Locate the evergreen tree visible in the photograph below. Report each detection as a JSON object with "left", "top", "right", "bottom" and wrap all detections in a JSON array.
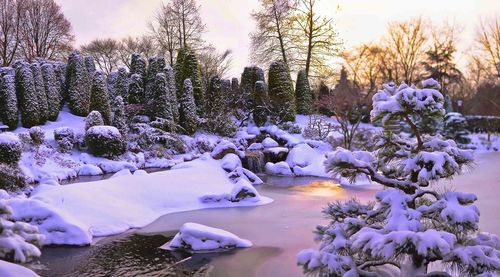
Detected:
[
  {"left": 443, "top": 112, "right": 471, "bottom": 145},
  {"left": 298, "top": 79, "right": 500, "bottom": 276},
  {"left": 90, "top": 71, "right": 112, "bottom": 124},
  {"left": 53, "top": 62, "right": 66, "bottom": 106},
  {"left": 253, "top": 81, "right": 269, "bottom": 127},
  {"left": 30, "top": 62, "right": 48, "bottom": 124},
  {"left": 152, "top": 72, "right": 174, "bottom": 121},
  {"left": 145, "top": 56, "right": 166, "bottom": 103},
  {"left": 15, "top": 62, "right": 40, "bottom": 128},
  {"left": 41, "top": 63, "right": 62, "bottom": 121},
  {"left": 295, "top": 69, "right": 312, "bottom": 115},
  {"left": 85, "top": 110, "right": 104, "bottom": 131},
  {"left": 240, "top": 66, "right": 265, "bottom": 113},
  {"left": 114, "top": 67, "right": 129, "bottom": 101},
  {"left": 130, "top": 53, "right": 146, "bottom": 84},
  {"left": 175, "top": 48, "right": 203, "bottom": 116},
  {"left": 174, "top": 48, "right": 187, "bottom": 97},
  {"left": 229, "top": 77, "right": 240, "bottom": 111},
  {"left": 107, "top": 71, "right": 118, "bottom": 101},
  {"left": 164, "top": 65, "right": 179, "bottom": 123},
  {"left": 128, "top": 73, "right": 144, "bottom": 104},
  {"left": 202, "top": 76, "right": 236, "bottom": 136},
  {"left": 0, "top": 72, "right": 18, "bottom": 130},
  {"left": 268, "top": 60, "right": 295, "bottom": 122},
  {"left": 112, "top": 96, "right": 129, "bottom": 139},
  {"left": 179, "top": 79, "right": 198, "bottom": 135},
  {"left": 66, "top": 51, "right": 91, "bottom": 116},
  {"left": 84, "top": 56, "right": 96, "bottom": 73}
]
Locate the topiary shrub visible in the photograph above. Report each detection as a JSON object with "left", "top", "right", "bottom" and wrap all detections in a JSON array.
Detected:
[
  {"left": 28, "top": 126, "right": 45, "bottom": 145},
  {"left": 85, "top": 110, "right": 104, "bottom": 131},
  {"left": 0, "top": 164, "right": 27, "bottom": 190},
  {"left": 54, "top": 127, "right": 76, "bottom": 152},
  {"left": 85, "top": 125, "right": 125, "bottom": 157},
  {"left": 0, "top": 132, "right": 22, "bottom": 164}
]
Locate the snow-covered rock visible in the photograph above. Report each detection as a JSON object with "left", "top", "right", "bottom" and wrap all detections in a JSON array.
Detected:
[
  {"left": 286, "top": 143, "right": 314, "bottom": 168},
  {"left": 262, "top": 137, "right": 279, "bottom": 148},
  {"left": 110, "top": 168, "right": 132, "bottom": 178},
  {"left": 133, "top": 170, "right": 148, "bottom": 176},
  {"left": 247, "top": 126, "right": 260, "bottom": 135},
  {"left": 0, "top": 260, "right": 39, "bottom": 277},
  {"left": 247, "top": 143, "right": 264, "bottom": 151},
  {"left": 166, "top": 222, "right": 252, "bottom": 252},
  {"left": 78, "top": 164, "right": 102, "bottom": 176},
  {"left": 265, "top": 161, "right": 293, "bottom": 176},
  {"left": 227, "top": 167, "right": 264, "bottom": 186},
  {"left": 211, "top": 140, "right": 243, "bottom": 159},
  {"left": 220, "top": 153, "right": 242, "bottom": 172}
]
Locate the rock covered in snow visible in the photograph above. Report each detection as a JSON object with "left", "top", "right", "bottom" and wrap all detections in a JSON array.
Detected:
[
  {"left": 78, "top": 164, "right": 103, "bottom": 176},
  {"left": 166, "top": 222, "right": 252, "bottom": 252},
  {"left": 247, "top": 126, "right": 260, "bottom": 135},
  {"left": 0, "top": 260, "right": 39, "bottom": 277},
  {"left": 261, "top": 137, "right": 279, "bottom": 148},
  {"left": 211, "top": 140, "right": 243, "bottom": 160},
  {"left": 247, "top": 143, "right": 264, "bottom": 151},
  {"left": 200, "top": 179, "right": 262, "bottom": 203},
  {"left": 227, "top": 167, "right": 263, "bottom": 186},
  {"left": 110, "top": 168, "right": 132, "bottom": 178},
  {"left": 220, "top": 153, "right": 242, "bottom": 172},
  {"left": 265, "top": 161, "right": 293, "bottom": 176}
]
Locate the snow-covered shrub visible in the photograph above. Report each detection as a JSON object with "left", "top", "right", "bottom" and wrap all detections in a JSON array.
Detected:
[
  {"left": 0, "top": 164, "right": 26, "bottom": 190},
  {"left": 175, "top": 48, "right": 203, "bottom": 116},
  {"left": 84, "top": 110, "right": 104, "bottom": 131},
  {"left": 0, "top": 73, "right": 18, "bottom": 130},
  {"left": 85, "top": 126, "right": 125, "bottom": 157},
  {"left": 279, "top": 121, "right": 302, "bottom": 134},
  {"left": 191, "top": 135, "right": 216, "bottom": 154},
  {"left": 30, "top": 62, "right": 48, "bottom": 124},
  {"left": 268, "top": 60, "right": 295, "bottom": 123},
  {"left": 0, "top": 197, "right": 43, "bottom": 263},
  {"left": 204, "top": 76, "right": 237, "bottom": 136},
  {"left": 253, "top": 80, "right": 269, "bottom": 127},
  {"left": 66, "top": 51, "right": 91, "bottom": 116},
  {"left": 145, "top": 56, "right": 166, "bottom": 102},
  {"left": 112, "top": 96, "right": 129, "bottom": 138},
  {"left": 149, "top": 117, "right": 176, "bottom": 133},
  {"left": 129, "top": 123, "right": 185, "bottom": 154},
  {"left": 54, "top": 127, "right": 75, "bottom": 152},
  {"left": 128, "top": 73, "right": 144, "bottom": 104},
  {"left": 41, "top": 63, "right": 61, "bottom": 121},
  {"left": 298, "top": 79, "right": 500, "bottom": 276},
  {"left": 240, "top": 66, "right": 265, "bottom": 119},
  {"left": 28, "top": 126, "right": 44, "bottom": 145},
  {"left": 295, "top": 69, "right": 312, "bottom": 115},
  {"left": 90, "top": 71, "right": 112, "bottom": 124},
  {"left": 179, "top": 79, "right": 199, "bottom": 135},
  {"left": 130, "top": 53, "right": 146, "bottom": 83},
  {"left": 302, "top": 115, "right": 334, "bottom": 141},
  {"left": 327, "top": 127, "right": 379, "bottom": 152},
  {"left": 0, "top": 133, "right": 22, "bottom": 164},
  {"left": 15, "top": 62, "right": 40, "bottom": 128},
  {"left": 114, "top": 67, "right": 129, "bottom": 101},
  {"left": 442, "top": 112, "right": 470, "bottom": 145},
  {"left": 152, "top": 72, "right": 175, "bottom": 122}
]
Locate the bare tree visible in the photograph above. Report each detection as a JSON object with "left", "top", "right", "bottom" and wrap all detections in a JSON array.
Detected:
[
  {"left": 170, "top": 0, "right": 206, "bottom": 49},
  {"left": 81, "top": 38, "right": 121, "bottom": 75},
  {"left": 198, "top": 44, "right": 233, "bottom": 92},
  {"left": 149, "top": 3, "right": 179, "bottom": 65},
  {"left": 17, "top": 0, "right": 74, "bottom": 61},
  {"left": 475, "top": 17, "right": 500, "bottom": 79},
  {"left": 0, "top": 0, "right": 21, "bottom": 66},
  {"left": 291, "top": 0, "right": 342, "bottom": 79},
  {"left": 385, "top": 17, "right": 427, "bottom": 84},
  {"left": 250, "top": 0, "right": 297, "bottom": 69},
  {"left": 118, "top": 36, "right": 158, "bottom": 69}
]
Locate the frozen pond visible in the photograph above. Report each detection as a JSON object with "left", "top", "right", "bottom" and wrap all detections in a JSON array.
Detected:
[{"left": 30, "top": 152, "right": 500, "bottom": 276}]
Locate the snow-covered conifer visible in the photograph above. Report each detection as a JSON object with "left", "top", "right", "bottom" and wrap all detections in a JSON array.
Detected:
[
  {"left": 107, "top": 71, "right": 117, "bottom": 101},
  {"left": 203, "top": 76, "right": 236, "bottom": 136},
  {"left": 443, "top": 112, "right": 471, "bottom": 145},
  {"left": 145, "top": 56, "right": 166, "bottom": 103},
  {"left": 268, "top": 60, "right": 295, "bottom": 123},
  {"left": 114, "top": 67, "right": 129, "bottom": 101},
  {"left": 130, "top": 53, "right": 146, "bottom": 82},
  {"left": 152, "top": 72, "right": 174, "bottom": 122},
  {"left": 112, "top": 96, "right": 129, "bottom": 139},
  {"left": 15, "top": 62, "right": 40, "bottom": 128},
  {"left": 295, "top": 69, "right": 312, "bottom": 115},
  {"left": 53, "top": 62, "right": 66, "bottom": 105},
  {"left": 0, "top": 72, "right": 18, "bottom": 130},
  {"left": 240, "top": 66, "right": 265, "bottom": 113},
  {"left": 85, "top": 111, "right": 104, "bottom": 131},
  {"left": 179, "top": 79, "right": 198, "bottom": 135},
  {"left": 85, "top": 125, "right": 125, "bottom": 157},
  {"left": 128, "top": 73, "right": 144, "bottom": 104},
  {"left": 253, "top": 81, "right": 268, "bottom": 127},
  {"left": 175, "top": 48, "right": 203, "bottom": 116},
  {"left": 90, "top": 71, "right": 112, "bottom": 124},
  {"left": 298, "top": 79, "right": 500, "bottom": 276},
  {"left": 30, "top": 62, "right": 48, "bottom": 124},
  {"left": 164, "top": 65, "right": 179, "bottom": 122},
  {"left": 41, "top": 63, "right": 61, "bottom": 121},
  {"left": 66, "top": 51, "right": 91, "bottom": 116},
  {"left": 84, "top": 56, "right": 96, "bottom": 73},
  {"left": 0, "top": 132, "right": 22, "bottom": 164}
]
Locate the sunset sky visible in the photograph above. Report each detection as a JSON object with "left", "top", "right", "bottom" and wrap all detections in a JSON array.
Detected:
[{"left": 55, "top": 0, "right": 500, "bottom": 76}]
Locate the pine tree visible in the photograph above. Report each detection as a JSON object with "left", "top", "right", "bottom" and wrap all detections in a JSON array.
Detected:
[
  {"left": 240, "top": 66, "right": 265, "bottom": 113},
  {"left": 152, "top": 72, "right": 174, "bottom": 121},
  {"left": 85, "top": 110, "right": 104, "bottom": 131},
  {"left": 145, "top": 56, "right": 166, "bottom": 103},
  {"left": 253, "top": 81, "right": 269, "bottom": 127},
  {"left": 107, "top": 71, "right": 118, "bottom": 101},
  {"left": 0, "top": 72, "right": 18, "bottom": 130},
  {"left": 298, "top": 79, "right": 500, "bottom": 276},
  {"left": 84, "top": 56, "right": 96, "bottom": 73},
  {"left": 112, "top": 96, "right": 129, "bottom": 139},
  {"left": 295, "top": 69, "right": 312, "bottom": 115},
  {"left": 175, "top": 48, "right": 203, "bottom": 116},
  {"left": 41, "top": 63, "right": 62, "bottom": 121},
  {"left": 268, "top": 60, "right": 295, "bottom": 122},
  {"left": 90, "top": 71, "right": 112, "bottom": 124},
  {"left": 203, "top": 77, "right": 237, "bottom": 136},
  {"left": 53, "top": 62, "right": 66, "bottom": 106},
  {"left": 114, "top": 67, "right": 129, "bottom": 101},
  {"left": 164, "top": 65, "right": 179, "bottom": 123},
  {"left": 130, "top": 53, "right": 146, "bottom": 84},
  {"left": 443, "top": 112, "right": 471, "bottom": 145},
  {"left": 15, "top": 62, "right": 40, "bottom": 128},
  {"left": 30, "top": 62, "right": 48, "bottom": 124},
  {"left": 66, "top": 51, "right": 91, "bottom": 116},
  {"left": 128, "top": 73, "right": 144, "bottom": 104},
  {"left": 179, "top": 79, "right": 198, "bottom": 135}
]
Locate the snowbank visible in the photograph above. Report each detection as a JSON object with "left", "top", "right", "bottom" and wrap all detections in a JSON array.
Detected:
[{"left": 0, "top": 260, "right": 39, "bottom": 277}]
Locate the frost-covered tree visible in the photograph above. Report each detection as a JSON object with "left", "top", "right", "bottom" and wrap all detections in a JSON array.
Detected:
[
  {"left": 85, "top": 110, "right": 104, "bottom": 131},
  {"left": 112, "top": 96, "right": 128, "bottom": 139},
  {"left": 66, "top": 51, "right": 91, "bottom": 116},
  {"left": 84, "top": 56, "right": 96, "bottom": 73},
  {"left": 152, "top": 72, "right": 174, "bottom": 122},
  {"left": 41, "top": 63, "right": 61, "bottom": 121},
  {"left": 53, "top": 61, "right": 66, "bottom": 105},
  {"left": 179, "top": 79, "right": 198, "bottom": 135},
  {"left": 128, "top": 73, "right": 144, "bottom": 104},
  {"left": 268, "top": 60, "right": 295, "bottom": 122},
  {"left": 253, "top": 81, "right": 269, "bottom": 127},
  {"left": 114, "top": 67, "right": 129, "bottom": 101},
  {"left": 175, "top": 48, "right": 203, "bottom": 116},
  {"left": 0, "top": 72, "right": 18, "bottom": 129},
  {"left": 145, "top": 56, "right": 166, "bottom": 103},
  {"left": 204, "top": 76, "right": 236, "bottom": 136},
  {"left": 15, "top": 62, "right": 40, "bottom": 127},
  {"left": 107, "top": 71, "right": 117, "bottom": 101},
  {"left": 30, "top": 62, "right": 48, "bottom": 124},
  {"left": 295, "top": 69, "right": 312, "bottom": 115},
  {"left": 130, "top": 53, "right": 147, "bottom": 80},
  {"left": 298, "top": 79, "right": 500, "bottom": 276},
  {"left": 442, "top": 112, "right": 471, "bottom": 145},
  {"left": 90, "top": 71, "right": 112, "bottom": 124},
  {"left": 164, "top": 65, "right": 179, "bottom": 122},
  {"left": 240, "top": 66, "right": 265, "bottom": 113}
]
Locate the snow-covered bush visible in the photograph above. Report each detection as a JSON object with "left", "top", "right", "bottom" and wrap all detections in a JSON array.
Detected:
[
  {"left": 253, "top": 80, "right": 269, "bottom": 127},
  {"left": 298, "top": 79, "right": 500, "bottom": 276},
  {"left": 15, "top": 62, "right": 40, "bottom": 128},
  {"left": 41, "top": 63, "right": 61, "bottom": 121},
  {"left": 303, "top": 115, "right": 334, "bottom": 141},
  {"left": 442, "top": 112, "right": 471, "bottom": 145},
  {"left": 0, "top": 73, "right": 18, "bottom": 130},
  {"left": 175, "top": 48, "right": 203, "bottom": 116},
  {"left": 268, "top": 60, "right": 295, "bottom": 123},
  {"left": 112, "top": 96, "right": 129, "bottom": 138},
  {"left": 152, "top": 72, "right": 175, "bottom": 123},
  {"left": 129, "top": 123, "right": 185, "bottom": 154},
  {"left": 90, "top": 71, "right": 112, "bottom": 124},
  {"left": 85, "top": 126, "right": 125, "bottom": 157},
  {"left": 179, "top": 79, "right": 199, "bottom": 135},
  {"left": 28, "top": 126, "right": 44, "bottom": 145},
  {"left": 204, "top": 76, "right": 237, "bottom": 136},
  {"left": 66, "top": 51, "right": 91, "bottom": 116},
  {"left": 295, "top": 69, "right": 312, "bottom": 115},
  {"left": 0, "top": 133, "right": 22, "bottom": 164},
  {"left": 240, "top": 66, "right": 265, "bottom": 119},
  {"left": 0, "top": 164, "right": 26, "bottom": 190},
  {"left": 30, "top": 62, "right": 48, "bottom": 124},
  {"left": 54, "top": 127, "right": 75, "bottom": 152},
  {"left": 114, "top": 67, "right": 129, "bottom": 101},
  {"left": 0, "top": 197, "right": 43, "bottom": 263},
  {"left": 279, "top": 121, "right": 302, "bottom": 134},
  {"left": 85, "top": 110, "right": 104, "bottom": 131}
]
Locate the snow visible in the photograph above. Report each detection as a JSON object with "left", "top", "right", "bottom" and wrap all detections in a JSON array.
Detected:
[
  {"left": 9, "top": 155, "right": 272, "bottom": 244},
  {"left": 86, "top": 125, "right": 121, "bottom": 138},
  {"left": 265, "top": 161, "right": 293, "bottom": 176},
  {"left": 78, "top": 164, "right": 103, "bottom": 176},
  {"left": 220, "top": 153, "right": 242, "bottom": 172},
  {"left": 166, "top": 222, "right": 252, "bottom": 252},
  {"left": 247, "top": 142, "right": 264, "bottom": 151},
  {"left": 0, "top": 260, "right": 39, "bottom": 277},
  {"left": 211, "top": 139, "right": 243, "bottom": 159},
  {"left": 0, "top": 132, "right": 20, "bottom": 144},
  {"left": 262, "top": 137, "right": 279, "bottom": 148}
]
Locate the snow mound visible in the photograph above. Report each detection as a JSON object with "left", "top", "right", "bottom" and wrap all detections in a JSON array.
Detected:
[
  {"left": 211, "top": 140, "right": 243, "bottom": 159},
  {"left": 200, "top": 179, "right": 262, "bottom": 203},
  {"left": 247, "top": 143, "right": 264, "bottom": 151},
  {"left": 227, "top": 167, "right": 264, "bottom": 185},
  {"left": 220, "top": 153, "right": 242, "bottom": 172},
  {"left": 78, "top": 164, "right": 102, "bottom": 176},
  {"left": 86, "top": 125, "right": 121, "bottom": 138},
  {"left": 265, "top": 161, "right": 293, "bottom": 176},
  {"left": 167, "top": 222, "right": 252, "bottom": 252},
  {"left": 262, "top": 137, "right": 279, "bottom": 148},
  {"left": 0, "top": 260, "right": 39, "bottom": 277},
  {"left": 0, "top": 132, "right": 20, "bottom": 144}
]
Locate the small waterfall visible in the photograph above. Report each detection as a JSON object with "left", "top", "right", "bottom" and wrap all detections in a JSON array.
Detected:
[{"left": 242, "top": 151, "right": 266, "bottom": 174}]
